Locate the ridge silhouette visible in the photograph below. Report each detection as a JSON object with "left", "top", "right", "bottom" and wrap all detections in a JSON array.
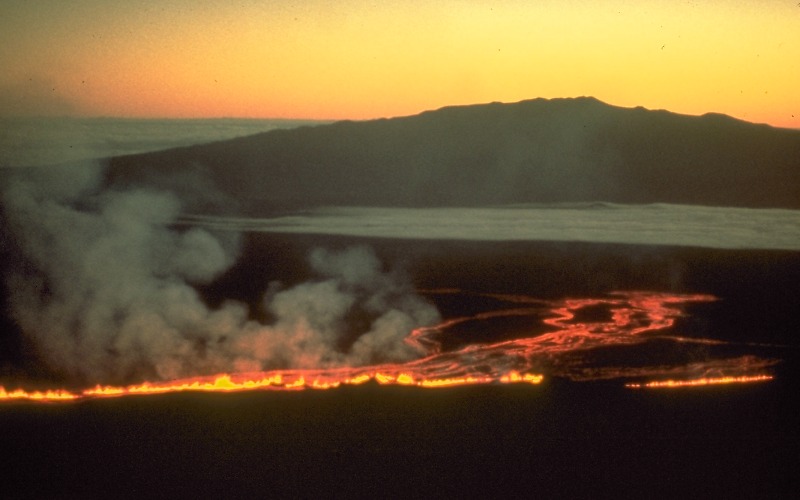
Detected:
[{"left": 106, "top": 97, "right": 800, "bottom": 214}]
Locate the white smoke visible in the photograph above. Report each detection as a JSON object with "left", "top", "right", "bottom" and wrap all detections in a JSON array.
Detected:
[{"left": 1, "top": 162, "right": 439, "bottom": 384}]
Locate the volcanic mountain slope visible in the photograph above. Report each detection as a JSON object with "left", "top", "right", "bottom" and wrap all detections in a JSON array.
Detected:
[{"left": 106, "top": 97, "right": 800, "bottom": 214}]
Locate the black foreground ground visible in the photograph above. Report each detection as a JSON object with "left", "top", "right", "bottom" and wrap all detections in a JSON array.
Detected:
[{"left": 2, "top": 234, "right": 799, "bottom": 498}]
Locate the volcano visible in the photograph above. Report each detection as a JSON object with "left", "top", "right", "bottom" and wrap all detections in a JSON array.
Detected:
[{"left": 105, "top": 97, "right": 800, "bottom": 214}]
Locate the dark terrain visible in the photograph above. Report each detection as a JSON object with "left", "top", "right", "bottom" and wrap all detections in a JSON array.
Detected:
[{"left": 2, "top": 234, "right": 799, "bottom": 498}]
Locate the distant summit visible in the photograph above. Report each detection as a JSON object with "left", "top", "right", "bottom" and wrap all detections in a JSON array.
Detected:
[{"left": 107, "top": 97, "right": 800, "bottom": 213}]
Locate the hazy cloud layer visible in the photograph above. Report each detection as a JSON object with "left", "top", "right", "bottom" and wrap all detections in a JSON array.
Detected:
[
  {"left": 181, "top": 204, "right": 800, "bottom": 251},
  {"left": 1, "top": 163, "right": 438, "bottom": 384},
  {"left": 0, "top": 117, "right": 326, "bottom": 167}
]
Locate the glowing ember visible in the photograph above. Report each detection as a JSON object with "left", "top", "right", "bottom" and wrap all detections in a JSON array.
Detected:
[
  {"left": 0, "top": 290, "right": 777, "bottom": 403},
  {"left": 625, "top": 375, "right": 774, "bottom": 389}
]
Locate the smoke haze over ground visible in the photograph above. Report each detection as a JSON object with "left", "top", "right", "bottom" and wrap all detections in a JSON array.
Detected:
[{"left": 0, "top": 162, "right": 438, "bottom": 384}]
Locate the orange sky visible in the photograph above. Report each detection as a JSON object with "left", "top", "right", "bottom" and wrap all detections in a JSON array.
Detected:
[{"left": 1, "top": 1, "right": 798, "bottom": 127}]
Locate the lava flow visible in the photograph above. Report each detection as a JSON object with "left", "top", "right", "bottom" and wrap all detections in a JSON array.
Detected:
[
  {"left": 0, "top": 291, "right": 778, "bottom": 402},
  {"left": 625, "top": 375, "right": 774, "bottom": 389}
]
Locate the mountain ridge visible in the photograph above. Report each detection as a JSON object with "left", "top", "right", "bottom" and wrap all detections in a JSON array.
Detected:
[{"left": 106, "top": 97, "right": 800, "bottom": 213}]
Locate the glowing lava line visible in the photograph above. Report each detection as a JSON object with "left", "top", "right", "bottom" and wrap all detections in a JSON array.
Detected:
[
  {"left": 0, "top": 291, "right": 777, "bottom": 402},
  {"left": 626, "top": 375, "right": 774, "bottom": 389},
  {"left": 0, "top": 370, "right": 542, "bottom": 402},
  {"left": 0, "top": 387, "right": 79, "bottom": 402}
]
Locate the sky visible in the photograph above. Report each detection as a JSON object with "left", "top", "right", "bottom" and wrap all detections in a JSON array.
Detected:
[{"left": 0, "top": 1, "right": 798, "bottom": 127}]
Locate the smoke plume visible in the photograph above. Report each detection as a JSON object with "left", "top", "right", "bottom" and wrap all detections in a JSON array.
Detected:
[{"left": 1, "top": 162, "right": 439, "bottom": 384}]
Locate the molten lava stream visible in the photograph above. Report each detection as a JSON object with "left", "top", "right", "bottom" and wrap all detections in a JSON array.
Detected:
[
  {"left": 0, "top": 290, "right": 777, "bottom": 402},
  {"left": 625, "top": 375, "right": 774, "bottom": 389}
]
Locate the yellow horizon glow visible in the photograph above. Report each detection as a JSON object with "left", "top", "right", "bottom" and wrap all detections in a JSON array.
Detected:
[{"left": 0, "top": 1, "right": 797, "bottom": 127}]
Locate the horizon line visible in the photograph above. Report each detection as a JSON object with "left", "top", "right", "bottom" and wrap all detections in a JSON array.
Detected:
[{"left": 1, "top": 96, "right": 797, "bottom": 131}]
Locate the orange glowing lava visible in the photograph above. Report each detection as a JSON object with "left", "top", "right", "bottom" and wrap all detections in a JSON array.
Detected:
[
  {"left": 0, "top": 291, "right": 777, "bottom": 403},
  {"left": 625, "top": 374, "right": 774, "bottom": 389},
  {"left": 0, "top": 387, "right": 79, "bottom": 402}
]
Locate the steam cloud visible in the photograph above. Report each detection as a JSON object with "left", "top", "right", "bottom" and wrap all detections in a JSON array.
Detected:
[{"left": 1, "top": 162, "right": 439, "bottom": 384}]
